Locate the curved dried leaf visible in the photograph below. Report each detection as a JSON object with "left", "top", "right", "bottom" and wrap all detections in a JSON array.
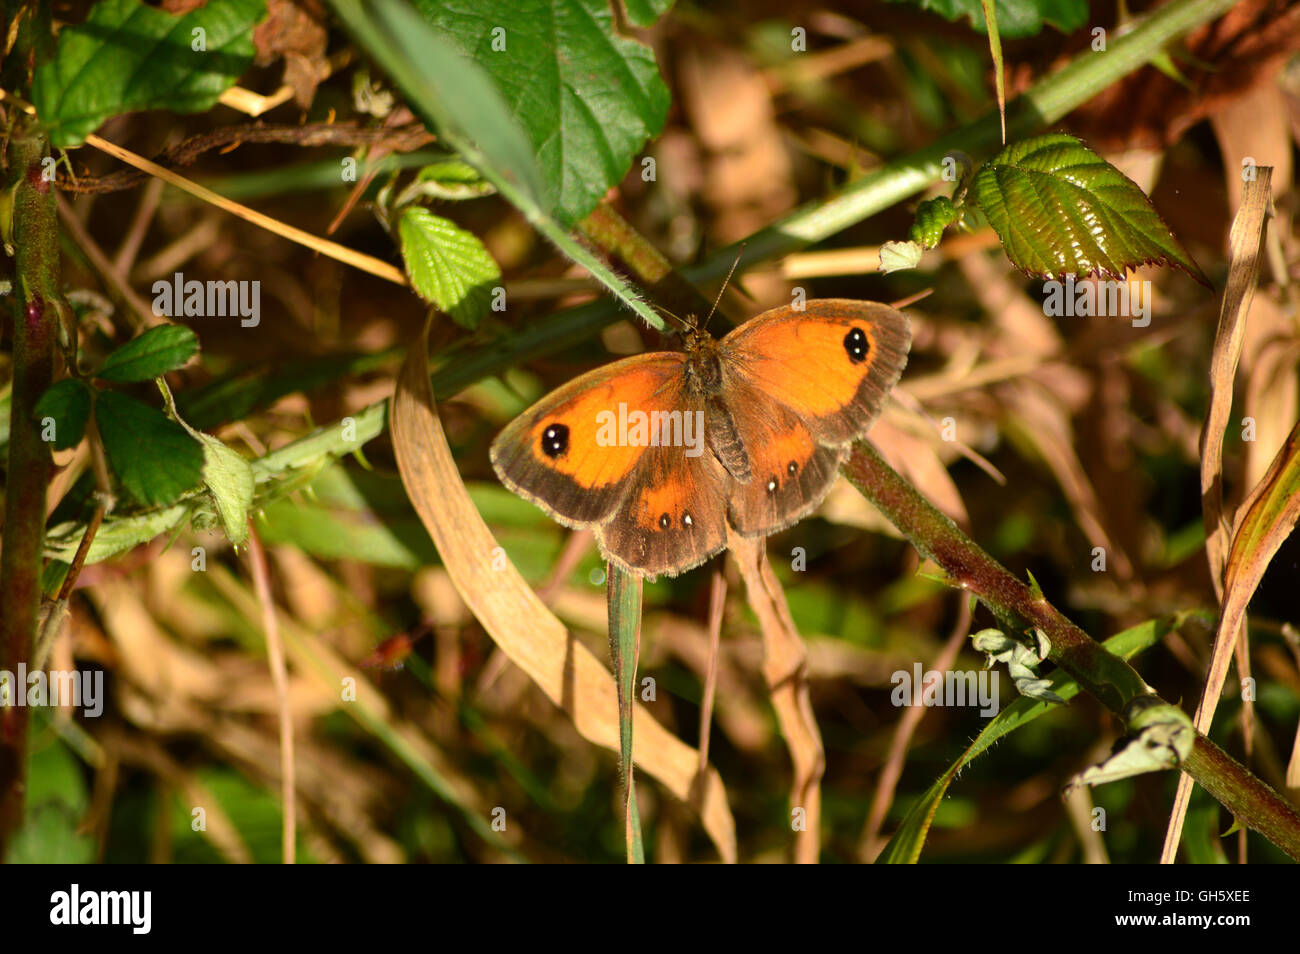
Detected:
[{"left": 390, "top": 321, "right": 737, "bottom": 862}]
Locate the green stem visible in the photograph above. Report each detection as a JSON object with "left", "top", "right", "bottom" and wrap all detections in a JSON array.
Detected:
[
  {"left": 0, "top": 117, "right": 60, "bottom": 857},
  {"left": 607, "top": 565, "right": 645, "bottom": 864},
  {"left": 844, "top": 443, "right": 1300, "bottom": 859}
]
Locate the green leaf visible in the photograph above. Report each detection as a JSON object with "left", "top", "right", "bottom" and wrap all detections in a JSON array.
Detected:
[
  {"left": 332, "top": 0, "right": 544, "bottom": 208},
  {"left": 97, "top": 324, "right": 199, "bottom": 383},
  {"left": 413, "top": 0, "right": 672, "bottom": 224},
  {"left": 154, "top": 377, "right": 254, "bottom": 545},
  {"left": 398, "top": 208, "right": 501, "bottom": 329},
  {"left": 410, "top": 160, "right": 495, "bottom": 200},
  {"left": 331, "top": 0, "right": 667, "bottom": 331},
  {"left": 1063, "top": 696, "right": 1193, "bottom": 790},
  {"left": 887, "top": 0, "right": 1088, "bottom": 38},
  {"left": 5, "top": 733, "right": 94, "bottom": 864},
  {"left": 94, "top": 390, "right": 204, "bottom": 506},
  {"left": 32, "top": 0, "right": 267, "bottom": 149},
  {"left": 33, "top": 378, "right": 91, "bottom": 450},
  {"left": 46, "top": 504, "right": 189, "bottom": 564},
  {"left": 969, "top": 133, "right": 1210, "bottom": 285},
  {"left": 622, "top": 0, "right": 675, "bottom": 28},
  {"left": 194, "top": 435, "right": 255, "bottom": 545}
]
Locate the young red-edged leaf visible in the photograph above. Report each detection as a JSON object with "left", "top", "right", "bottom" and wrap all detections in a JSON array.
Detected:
[{"left": 970, "top": 133, "right": 1210, "bottom": 286}]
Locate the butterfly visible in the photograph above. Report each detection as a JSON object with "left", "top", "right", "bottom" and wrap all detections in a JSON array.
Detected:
[{"left": 490, "top": 299, "right": 910, "bottom": 579}]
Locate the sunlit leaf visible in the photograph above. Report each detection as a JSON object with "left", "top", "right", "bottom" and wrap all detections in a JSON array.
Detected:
[
  {"left": 970, "top": 133, "right": 1210, "bottom": 285},
  {"left": 398, "top": 208, "right": 501, "bottom": 329}
]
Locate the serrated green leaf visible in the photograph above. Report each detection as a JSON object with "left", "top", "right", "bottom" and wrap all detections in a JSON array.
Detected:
[
  {"left": 98, "top": 324, "right": 199, "bottom": 382},
  {"left": 970, "top": 133, "right": 1210, "bottom": 285},
  {"left": 332, "top": 0, "right": 666, "bottom": 331},
  {"left": 46, "top": 505, "right": 189, "bottom": 564},
  {"left": 887, "top": 0, "right": 1088, "bottom": 38},
  {"left": 154, "top": 377, "right": 254, "bottom": 545},
  {"left": 398, "top": 208, "right": 501, "bottom": 329},
  {"left": 94, "top": 390, "right": 204, "bottom": 506},
  {"left": 413, "top": 0, "right": 671, "bottom": 225},
  {"left": 196, "top": 434, "right": 255, "bottom": 545},
  {"left": 32, "top": 0, "right": 266, "bottom": 149},
  {"left": 33, "top": 379, "right": 91, "bottom": 450}
]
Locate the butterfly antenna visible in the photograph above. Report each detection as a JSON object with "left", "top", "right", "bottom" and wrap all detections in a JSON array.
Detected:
[
  {"left": 702, "top": 244, "right": 745, "bottom": 333},
  {"left": 657, "top": 304, "right": 693, "bottom": 333}
]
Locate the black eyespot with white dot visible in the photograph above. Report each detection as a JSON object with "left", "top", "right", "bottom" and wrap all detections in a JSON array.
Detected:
[
  {"left": 766, "top": 477, "right": 779, "bottom": 494},
  {"left": 786, "top": 461, "right": 799, "bottom": 477},
  {"left": 658, "top": 513, "right": 671, "bottom": 529},
  {"left": 844, "top": 327, "right": 869, "bottom": 364},
  {"left": 681, "top": 513, "right": 693, "bottom": 529},
  {"left": 541, "top": 423, "right": 570, "bottom": 458}
]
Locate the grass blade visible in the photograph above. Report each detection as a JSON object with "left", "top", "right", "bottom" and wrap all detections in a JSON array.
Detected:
[{"left": 607, "top": 565, "right": 645, "bottom": 864}]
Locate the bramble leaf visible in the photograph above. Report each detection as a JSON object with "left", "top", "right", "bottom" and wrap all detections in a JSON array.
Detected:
[
  {"left": 94, "top": 390, "right": 204, "bottom": 506},
  {"left": 970, "top": 133, "right": 1210, "bottom": 285},
  {"left": 98, "top": 325, "right": 199, "bottom": 383},
  {"left": 33, "top": 379, "right": 91, "bottom": 451},
  {"left": 413, "top": 0, "right": 671, "bottom": 224},
  {"left": 33, "top": 0, "right": 266, "bottom": 149},
  {"left": 398, "top": 208, "right": 501, "bottom": 329}
]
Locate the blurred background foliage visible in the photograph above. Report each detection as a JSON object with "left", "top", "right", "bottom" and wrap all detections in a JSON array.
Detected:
[{"left": 3, "top": 0, "right": 1300, "bottom": 862}]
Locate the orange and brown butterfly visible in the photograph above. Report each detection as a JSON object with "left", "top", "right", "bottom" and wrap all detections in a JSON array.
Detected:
[{"left": 490, "top": 299, "right": 910, "bottom": 579}]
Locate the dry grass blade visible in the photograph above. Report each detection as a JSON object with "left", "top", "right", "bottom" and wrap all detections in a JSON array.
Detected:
[
  {"left": 391, "top": 320, "right": 737, "bottom": 862},
  {"left": 727, "top": 531, "right": 824, "bottom": 864},
  {"left": 1199, "top": 169, "right": 1274, "bottom": 592},
  {"left": 1164, "top": 169, "right": 1275, "bottom": 863},
  {"left": 246, "top": 527, "right": 296, "bottom": 864},
  {"left": 85, "top": 134, "right": 408, "bottom": 287}
]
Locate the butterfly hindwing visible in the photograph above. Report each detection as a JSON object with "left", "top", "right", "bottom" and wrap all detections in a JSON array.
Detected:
[
  {"left": 489, "top": 353, "right": 688, "bottom": 527},
  {"left": 597, "top": 443, "right": 730, "bottom": 579},
  {"left": 720, "top": 299, "right": 909, "bottom": 446},
  {"left": 721, "top": 380, "right": 846, "bottom": 537}
]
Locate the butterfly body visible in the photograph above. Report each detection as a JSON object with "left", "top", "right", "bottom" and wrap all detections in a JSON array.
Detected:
[{"left": 491, "top": 299, "right": 910, "bottom": 579}]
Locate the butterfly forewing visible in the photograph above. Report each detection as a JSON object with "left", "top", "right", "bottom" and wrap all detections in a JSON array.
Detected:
[
  {"left": 489, "top": 353, "right": 688, "bottom": 527},
  {"left": 720, "top": 299, "right": 909, "bottom": 446}
]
